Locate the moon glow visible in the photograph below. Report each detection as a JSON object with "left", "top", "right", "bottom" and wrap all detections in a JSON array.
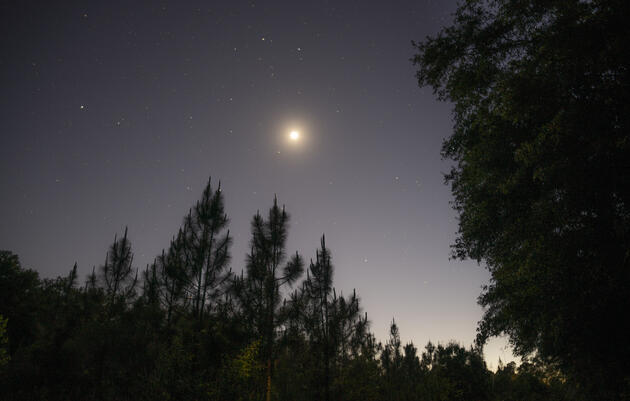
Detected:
[{"left": 289, "top": 130, "right": 300, "bottom": 141}]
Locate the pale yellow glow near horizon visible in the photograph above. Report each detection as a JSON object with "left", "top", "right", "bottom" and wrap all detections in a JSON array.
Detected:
[{"left": 289, "top": 130, "right": 300, "bottom": 141}]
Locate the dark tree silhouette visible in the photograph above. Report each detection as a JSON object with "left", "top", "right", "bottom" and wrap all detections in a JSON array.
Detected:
[
  {"left": 99, "top": 227, "right": 138, "bottom": 311},
  {"left": 181, "top": 178, "right": 232, "bottom": 323},
  {"left": 0, "top": 251, "right": 40, "bottom": 356},
  {"left": 380, "top": 319, "right": 403, "bottom": 400},
  {"left": 419, "top": 341, "right": 491, "bottom": 401},
  {"left": 297, "top": 235, "right": 369, "bottom": 401},
  {"left": 0, "top": 177, "right": 579, "bottom": 400},
  {"left": 301, "top": 236, "right": 335, "bottom": 401},
  {"left": 412, "top": 1, "right": 630, "bottom": 398},
  {"left": 235, "top": 197, "right": 304, "bottom": 401},
  {"left": 150, "top": 230, "right": 188, "bottom": 326}
]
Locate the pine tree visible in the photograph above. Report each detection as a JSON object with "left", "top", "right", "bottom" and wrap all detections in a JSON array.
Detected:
[
  {"left": 152, "top": 229, "right": 188, "bottom": 326},
  {"left": 141, "top": 262, "right": 160, "bottom": 309},
  {"left": 180, "top": 178, "right": 232, "bottom": 323},
  {"left": 99, "top": 227, "right": 138, "bottom": 311},
  {"left": 381, "top": 319, "right": 403, "bottom": 401},
  {"left": 236, "top": 197, "right": 304, "bottom": 401},
  {"left": 301, "top": 235, "right": 335, "bottom": 401}
]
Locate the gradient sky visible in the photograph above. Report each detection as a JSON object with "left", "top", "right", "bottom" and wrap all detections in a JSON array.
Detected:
[{"left": 0, "top": 0, "right": 517, "bottom": 367}]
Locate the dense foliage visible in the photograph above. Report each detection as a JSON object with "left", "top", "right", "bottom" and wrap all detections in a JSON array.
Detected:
[
  {"left": 412, "top": 0, "right": 630, "bottom": 399},
  {"left": 0, "top": 179, "right": 571, "bottom": 400}
]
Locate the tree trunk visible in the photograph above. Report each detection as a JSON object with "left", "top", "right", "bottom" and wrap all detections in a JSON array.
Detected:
[{"left": 266, "top": 359, "right": 272, "bottom": 401}]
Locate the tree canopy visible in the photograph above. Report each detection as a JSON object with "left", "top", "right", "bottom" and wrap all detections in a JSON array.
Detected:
[{"left": 412, "top": 0, "right": 630, "bottom": 398}]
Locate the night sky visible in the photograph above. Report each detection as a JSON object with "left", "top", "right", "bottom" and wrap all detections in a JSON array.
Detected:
[{"left": 1, "top": 1, "right": 516, "bottom": 367}]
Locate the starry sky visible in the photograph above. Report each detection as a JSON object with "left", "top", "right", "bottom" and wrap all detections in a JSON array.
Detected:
[{"left": 0, "top": 1, "right": 516, "bottom": 367}]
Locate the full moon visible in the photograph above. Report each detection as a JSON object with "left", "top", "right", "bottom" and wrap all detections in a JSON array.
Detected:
[{"left": 289, "top": 130, "right": 300, "bottom": 141}]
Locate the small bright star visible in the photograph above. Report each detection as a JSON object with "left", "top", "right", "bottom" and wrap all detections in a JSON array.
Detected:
[{"left": 289, "top": 131, "right": 300, "bottom": 141}]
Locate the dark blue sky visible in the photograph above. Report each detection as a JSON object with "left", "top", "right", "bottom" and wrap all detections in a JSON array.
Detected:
[{"left": 0, "top": 0, "right": 516, "bottom": 367}]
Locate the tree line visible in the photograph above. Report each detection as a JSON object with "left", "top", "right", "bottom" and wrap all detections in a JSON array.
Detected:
[{"left": 1, "top": 178, "right": 572, "bottom": 400}]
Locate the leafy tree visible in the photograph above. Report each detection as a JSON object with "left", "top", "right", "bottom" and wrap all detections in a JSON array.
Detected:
[
  {"left": 0, "top": 251, "right": 40, "bottom": 356},
  {"left": 491, "top": 360, "right": 564, "bottom": 401},
  {"left": 412, "top": 1, "right": 630, "bottom": 398},
  {"left": 420, "top": 342, "right": 491, "bottom": 401}
]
